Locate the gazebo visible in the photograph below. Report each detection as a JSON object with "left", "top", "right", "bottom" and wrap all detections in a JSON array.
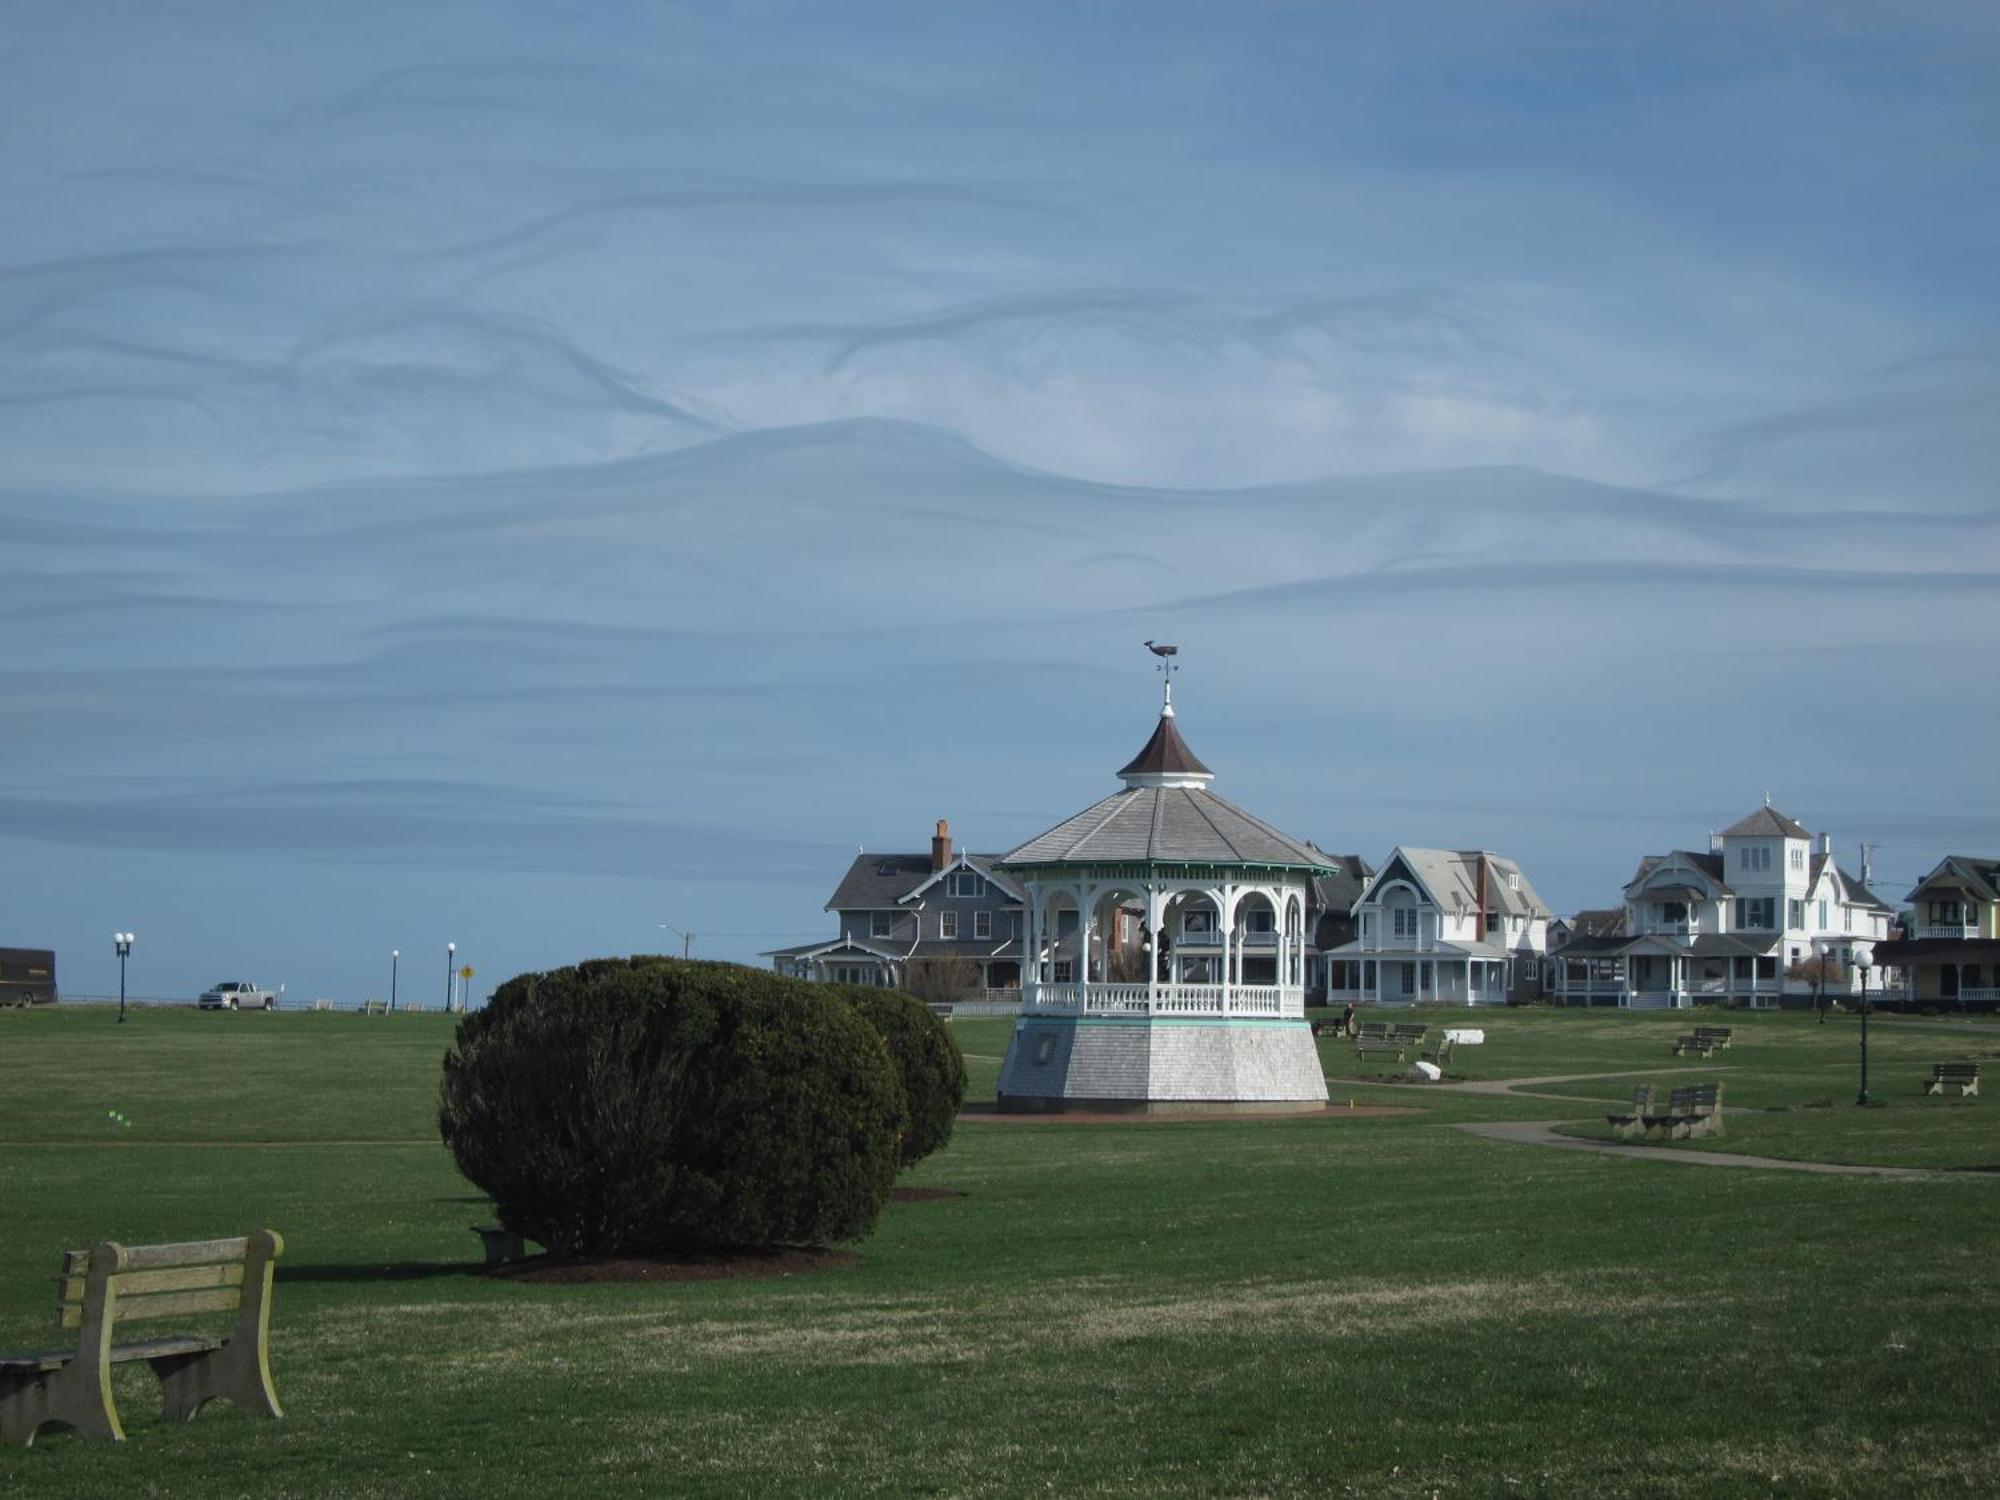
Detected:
[{"left": 993, "top": 675, "right": 1334, "bottom": 1112}]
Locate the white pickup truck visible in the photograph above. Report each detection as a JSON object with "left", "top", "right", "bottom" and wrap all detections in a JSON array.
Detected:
[{"left": 198, "top": 980, "right": 278, "bottom": 1011}]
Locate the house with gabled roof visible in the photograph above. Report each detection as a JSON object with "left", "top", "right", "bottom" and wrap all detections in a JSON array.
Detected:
[
  {"left": 1326, "top": 847, "right": 1553, "bottom": 1006},
  {"left": 765, "top": 819, "right": 1027, "bottom": 993},
  {"left": 1874, "top": 855, "right": 2000, "bottom": 1010},
  {"left": 1549, "top": 803, "right": 1895, "bottom": 1008}
]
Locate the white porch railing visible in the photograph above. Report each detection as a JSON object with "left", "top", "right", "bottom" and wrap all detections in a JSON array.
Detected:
[
  {"left": 1026, "top": 982, "right": 1303, "bottom": 1017},
  {"left": 1917, "top": 926, "right": 1979, "bottom": 941}
]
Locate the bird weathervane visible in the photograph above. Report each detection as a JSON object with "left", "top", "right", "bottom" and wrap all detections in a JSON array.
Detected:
[{"left": 1144, "top": 640, "right": 1180, "bottom": 711}]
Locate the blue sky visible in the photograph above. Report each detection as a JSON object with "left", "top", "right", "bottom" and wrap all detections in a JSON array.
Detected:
[{"left": 6, "top": 2, "right": 1998, "bottom": 1001}]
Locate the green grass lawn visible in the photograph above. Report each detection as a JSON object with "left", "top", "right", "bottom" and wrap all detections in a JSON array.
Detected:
[{"left": 4, "top": 1004, "right": 1998, "bottom": 1498}]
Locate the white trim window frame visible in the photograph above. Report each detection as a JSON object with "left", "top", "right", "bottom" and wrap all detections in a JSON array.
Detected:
[
  {"left": 947, "top": 870, "right": 984, "bottom": 899},
  {"left": 974, "top": 910, "right": 992, "bottom": 941},
  {"left": 940, "top": 911, "right": 959, "bottom": 940},
  {"left": 870, "top": 911, "right": 893, "bottom": 939}
]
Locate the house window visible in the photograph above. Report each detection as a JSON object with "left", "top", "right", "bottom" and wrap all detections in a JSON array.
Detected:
[
  {"left": 1788, "top": 900, "right": 1805, "bottom": 929},
  {"left": 1508, "top": 871, "right": 1520, "bottom": 890},
  {"left": 974, "top": 911, "right": 992, "bottom": 940},
  {"left": 1739, "top": 846, "right": 1770, "bottom": 873},
  {"left": 940, "top": 912, "right": 959, "bottom": 939},
  {"left": 947, "top": 870, "right": 984, "bottom": 898},
  {"left": 1733, "top": 956, "right": 1753, "bottom": 980},
  {"left": 870, "top": 912, "right": 893, "bottom": 939},
  {"left": 1400, "top": 965, "right": 1415, "bottom": 996},
  {"left": 1391, "top": 907, "right": 1419, "bottom": 939},
  {"left": 1659, "top": 901, "right": 1688, "bottom": 927},
  {"left": 1756, "top": 956, "right": 1777, "bottom": 980},
  {"left": 1525, "top": 959, "right": 1539, "bottom": 981},
  {"left": 1737, "top": 897, "right": 1774, "bottom": 930},
  {"left": 1245, "top": 908, "right": 1275, "bottom": 933},
  {"left": 1052, "top": 960, "right": 1073, "bottom": 983},
  {"left": 1420, "top": 961, "right": 1433, "bottom": 992},
  {"left": 1817, "top": 900, "right": 1828, "bottom": 928},
  {"left": 1789, "top": 846, "right": 1805, "bottom": 871}
]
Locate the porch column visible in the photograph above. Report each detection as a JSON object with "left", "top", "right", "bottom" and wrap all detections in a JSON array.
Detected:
[
  {"left": 1146, "top": 883, "right": 1163, "bottom": 1013},
  {"left": 1219, "top": 884, "right": 1236, "bottom": 1016}
]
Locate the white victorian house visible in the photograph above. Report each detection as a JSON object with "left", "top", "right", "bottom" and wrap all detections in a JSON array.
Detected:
[
  {"left": 993, "top": 682, "right": 1332, "bottom": 1113},
  {"left": 1550, "top": 804, "right": 1896, "bottom": 1008},
  {"left": 1328, "top": 848, "right": 1552, "bottom": 1006}
]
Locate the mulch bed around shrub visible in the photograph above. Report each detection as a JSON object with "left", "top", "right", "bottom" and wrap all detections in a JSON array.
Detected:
[{"left": 489, "top": 1248, "right": 860, "bottom": 1284}]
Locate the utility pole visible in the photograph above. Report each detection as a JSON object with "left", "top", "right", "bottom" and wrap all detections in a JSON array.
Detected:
[{"left": 658, "top": 923, "right": 693, "bottom": 960}]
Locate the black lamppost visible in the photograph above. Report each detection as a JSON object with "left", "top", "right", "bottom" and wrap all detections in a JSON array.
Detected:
[
  {"left": 390, "top": 949, "right": 399, "bottom": 1012},
  {"left": 445, "top": 943, "right": 455, "bottom": 1014},
  {"left": 1853, "top": 941, "right": 1874, "bottom": 1107},
  {"left": 114, "top": 932, "right": 134, "bottom": 1023}
]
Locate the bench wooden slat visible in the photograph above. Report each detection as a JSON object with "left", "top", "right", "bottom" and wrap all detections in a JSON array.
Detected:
[
  {"left": 65, "top": 1238, "right": 251, "bottom": 1274},
  {"left": 59, "top": 1262, "right": 246, "bottom": 1304},
  {"left": 119, "top": 1237, "right": 251, "bottom": 1271},
  {"left": 0, "top": 1334, "right": 221, "bottom": 1376},
  {"left": 61, "top": 1286, "right": 242, "bottom": 1330}
]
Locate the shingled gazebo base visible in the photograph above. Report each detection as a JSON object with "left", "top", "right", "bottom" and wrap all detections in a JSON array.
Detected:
[{"left": 995, "top": 1015, "right": 1329, "bottom": 1114}]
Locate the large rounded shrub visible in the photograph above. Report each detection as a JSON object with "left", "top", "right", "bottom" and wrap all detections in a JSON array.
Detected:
[
  {"left": 439, "top": 957, "right": 906, "bottom": 1258},
  {"left": 823, "top": 985, "right": 968, "bottom": 1168}
]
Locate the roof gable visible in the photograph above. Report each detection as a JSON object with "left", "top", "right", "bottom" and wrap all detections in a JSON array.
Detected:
[{"left": 1721, "top": 805, "right": 1812, "bottom": 839}]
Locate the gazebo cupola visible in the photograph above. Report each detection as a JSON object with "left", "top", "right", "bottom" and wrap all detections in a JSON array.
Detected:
[
  {"left": 1114, "top": 682, "right": 1213, "bottom": 790},
  {"left": 993, "top": 651, "right": 1335, "bottom": 1114}
]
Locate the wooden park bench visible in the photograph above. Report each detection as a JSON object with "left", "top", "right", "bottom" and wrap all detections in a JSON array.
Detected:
[
  {"left": 1355, "top": 1023, "right": 1428, "bottom": 1063},
  {"left": 0, "top": 1231, "right": 284, "bottom": 1446},
  {"left": 361, "top": 999, "right": 388, "bottom": 1016},
  {"left": 1926, "top": 1062, "right": 1980, "bottom": 1098},
  {"left": 1605, "top": 1084, "right": 1655, "bottom": 1139},
  {"left": 1642, "top": 1083, "right": 1725, "bottom": 1141},
  {"left": 1419, "top": 1034, "right": 1455, "bottom": 1069},
  {"left": 471, "top": 1224, "right": 528, "bottom": 1266},
  {"left": 1672, "top": 1034, "right": 1719, "bottom": 1058},
  {"left": 1693, "top": 1025, "right": 1733, "bottom": 1049},
  {"left": 309, "top": 997, "right": 334, "bottom": 1012}
]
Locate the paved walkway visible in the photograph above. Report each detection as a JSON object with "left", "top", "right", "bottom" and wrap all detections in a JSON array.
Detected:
[{"left": 1458, "top": 1119, "right": 1972, "bottom": 1178}]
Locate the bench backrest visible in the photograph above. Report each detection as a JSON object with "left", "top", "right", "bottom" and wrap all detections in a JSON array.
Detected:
[
  {"left": 1694, "top": 1026, "right": 1731, "bottom": 1040},
  {"left": 58, "top": 1232, "right": 283, "bottom": 1336},
  {"left": 1631, "top": 1084, "right": 1655, "bottom": 1111},
  {"left": 1933, "top": 1062, "right": 1979, "bottom": 1077},
  {"left": 1685, "top": 1084, "right": 1722, "bottom": 1114},
  {"left": 1356, "top": 1021, "right": 1391, "bottom": 1040},
  {"left": 1391, "top": 1024, "right": 1428, "bottom": 1040}
]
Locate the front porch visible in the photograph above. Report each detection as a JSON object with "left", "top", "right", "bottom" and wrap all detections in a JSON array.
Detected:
[{"left": 1319, "top": 952, "right": 1515, "bottom": 1007}]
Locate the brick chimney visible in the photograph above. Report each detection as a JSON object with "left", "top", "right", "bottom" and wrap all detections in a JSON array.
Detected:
[{"left": 931, "top": 818, "right": 953, "bottom": 872}]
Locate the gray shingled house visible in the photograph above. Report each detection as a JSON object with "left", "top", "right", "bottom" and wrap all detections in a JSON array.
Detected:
[{"left": 766, "top": 820, "right": 1027, "bottom": 994}]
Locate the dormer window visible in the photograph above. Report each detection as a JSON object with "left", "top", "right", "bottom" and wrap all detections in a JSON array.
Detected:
[
  {"left": 1507, "top": 871, "right": 1520, "bottom": 891},
  {"left": 946, "top": 869, "right": 985, "bottom": 898}
]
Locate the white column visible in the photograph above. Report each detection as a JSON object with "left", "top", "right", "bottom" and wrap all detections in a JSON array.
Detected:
[
  {"left": 1146, "top": 883, "right": 1163, "bottom": 1013},
  {"left": 1219, "top": 884, "right": 1236, "bottom": 1016}
]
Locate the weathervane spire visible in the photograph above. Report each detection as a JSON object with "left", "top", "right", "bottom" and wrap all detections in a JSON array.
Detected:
[{"left": 1144, "top": 640, "right": 1179, "bottom": 715}]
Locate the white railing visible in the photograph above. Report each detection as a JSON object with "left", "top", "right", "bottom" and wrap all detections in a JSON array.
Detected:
[
  {"left": 1025, "top": 982, "right": 1303, "bottom": 1017},
  {"left": 1917, "top": 926, "right": 1979, "bottom": 941}
]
